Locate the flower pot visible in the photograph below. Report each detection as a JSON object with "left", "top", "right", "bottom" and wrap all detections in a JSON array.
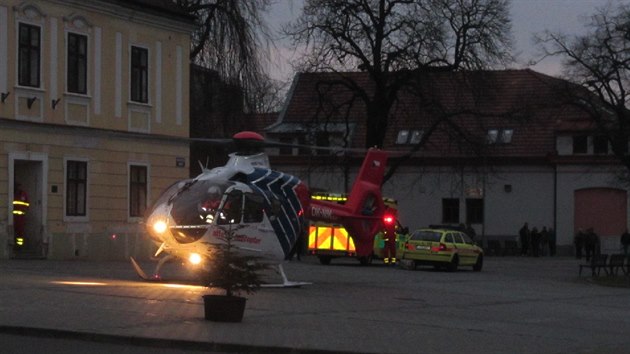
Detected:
[{"left": 202, "top": 294, "right": 246, "bottom": 322}]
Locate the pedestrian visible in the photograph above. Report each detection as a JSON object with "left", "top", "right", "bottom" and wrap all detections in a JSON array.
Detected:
[
  {"left": 574, "top": 228, "right": 585, "bottom": 259},
  {"left": 621, "top": 229, "right": 630, "bottom": 256},
  {"left": 465, "top": 224, "right": 476, "bottom": 242},
  {"left": 531, "top": 227, "right": 540, "bottom": 257},
  {"left": 540, "top": 227, "right": 549, "bottom": 256},
  {"left": 519, "top": 222, "right": 530, "bottom": 256},
  {"left": 584, "top": 228, "right": 598, "bottom": 261},
  {"left": 548, "top": 227, "right": 556, "bottom": 256},
  {"left": 383, "top": 207, "right": 398, "bottom": 265},
  {"left": 287, "top": 230, "right": 304, "bottom": 261},
  {"left": 12, "top": 183, "right": 29, "bottom": 250}
]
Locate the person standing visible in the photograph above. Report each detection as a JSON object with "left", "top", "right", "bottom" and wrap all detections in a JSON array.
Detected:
[
  {"left": 382, "top": 207, "right": 398, "bottom": 265},
  {"left": 531, "top": 227, "right": 540, "bottom": 257},
  {"left": 621, "top": 229, "right": 630, "bottom": 256},
  {"left": 548, "top": 227, "right": 556, "bottom": 256},
  {"left": 584, "top": 228, "right": 598, "bottom": 261},
  {"left": 466, "top": 224, "right": 476, "bottom": 243},
  {"left": 540, "top": 227, "right": 549, "bottom": 256},
  {"left": 519, "top": 223, "right": 530, "bottom": 256},
  {"left": 12, "top": 183, "right": 29, "bottom": 250},
  {"left": 574, "top": 228, "right": 585, "bottom": 259}
]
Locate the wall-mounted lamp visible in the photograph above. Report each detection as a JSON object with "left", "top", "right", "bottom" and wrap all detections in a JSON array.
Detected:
[
  {"left": 1, "top": 91, "right": 9, "bottom": 103},
  {"left": 27, "top": 96, "right": 37, "bottom": 109},
  {"left": 52, "top": 98, "right": 61, "bottom": 110}
]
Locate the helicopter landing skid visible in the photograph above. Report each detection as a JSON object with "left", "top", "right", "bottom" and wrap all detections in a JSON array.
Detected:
[
  {"left": 130, "top": 256, "right": 172, "bottom": 281},
  {"left": 261, "top": 264, "right": 311, "bottom": 288}
]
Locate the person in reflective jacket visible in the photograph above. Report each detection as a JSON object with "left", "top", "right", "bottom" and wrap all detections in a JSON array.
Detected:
[{"left": 13, "top": 183, "right": 29, "bottom": 249}]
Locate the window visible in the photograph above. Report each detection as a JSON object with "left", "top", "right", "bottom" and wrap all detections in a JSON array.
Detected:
[
  {"left": 243, "top": 193, "right": 264, "bottom": 223},
  {"left": 486, "top": 129, "right": 499, "bottom": 144},
  {"left": 397, "top": 129, "right": 423, "bottom": 144},
  {"left": 466, "top": 198, "right": 484, "bottom": 224},
  {"left": 278, "top": 135, "right": 293, "bottom": 155},
  {"left": 67, "top": 33, "right": 88, "bottom": 94},
  {"left": 315, "top": 131, "right": 330, "bottom": 155},
  {"left": 66, "top": 160, "right": 87, "bottom": 216},
  {"left": 573, "top": 135, "right": 587, "bottom": 154},
  {"left": 593, "top": 135, "right": 608, "bottom": 154},
  {"left": 218, "top": 190, "right": 243, "bottom": 225},
  {"left": 487, "top": 129, "right": 514, "bottom": 144},
  {"left": 130, "top": 46, "right": 148, "bottom": 103},
  {"left": 500, "top": 129, "right": 513, "bottom": 143},
  {"left": 18, "top": 23, "right": 41, "bottom": 87},
  {"left": 409, "top": 130, "right": 423, "bottom": 144},
  {"left": 396, "top": 130, "right": 409, "bottom": 144},
  {"left": 442, "top": 198, "right": 459, "bottom": 224},
  {"left": 297, "top": 135, "right": 311, "bottom": 155},
  {"left": 129, "top": 165, "right": 147, "bottom": 217}
]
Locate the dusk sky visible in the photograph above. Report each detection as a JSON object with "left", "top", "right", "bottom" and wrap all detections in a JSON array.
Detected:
[{"left": 266, "top": 0, "right": 616, "bottom": 83}]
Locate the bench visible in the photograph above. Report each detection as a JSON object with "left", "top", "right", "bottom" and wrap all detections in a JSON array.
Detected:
[
  {"left": 609, "top": 254, "right": 628, "bottom": 275},
  {"left": 485, "top": 240, "right": 501, "bottom": 256},
  {"left": 502, "top": 240, "right": 519, "bottom": 256},
  {"left": 578, "top": 254, "right": 609, "bottom": 276}
]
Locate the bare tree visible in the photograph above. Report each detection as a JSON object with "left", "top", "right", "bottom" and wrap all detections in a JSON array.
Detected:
[
  {"left": 284, "top": 0, "right": 514, "bottom": 148},
  {"left": 536, "top": 2, "right": 630, "bottom": 173},
  {"left": 176, "top": 0, "right": 274, "bottom": 112}
]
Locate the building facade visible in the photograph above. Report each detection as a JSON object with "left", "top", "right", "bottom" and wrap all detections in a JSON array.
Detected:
[
  {"left": 267, "top": 70, "right": 630, "bottom": 256},
  {"left": 0, "top": 0, "right": 194, "bottom": 260}
]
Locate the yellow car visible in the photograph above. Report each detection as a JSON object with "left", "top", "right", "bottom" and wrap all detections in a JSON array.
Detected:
[{"left": 399, "top": 228, "right": 483, "bottom": 272}]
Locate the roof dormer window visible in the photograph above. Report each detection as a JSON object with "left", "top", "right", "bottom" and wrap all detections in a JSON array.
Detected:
[
  {"left": 396, "top": 130, "right": 409, "bottom": 144},
  {"left": 487, "top": 129, "right": 513, "bottom": 144},
  {"left": 396, "top": 129, "right": 423, "bottom": 145}
]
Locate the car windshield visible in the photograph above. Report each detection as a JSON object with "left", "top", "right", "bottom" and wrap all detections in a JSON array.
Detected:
[{"left": 412, "top": 230, "right": 442, "bottom": 242}]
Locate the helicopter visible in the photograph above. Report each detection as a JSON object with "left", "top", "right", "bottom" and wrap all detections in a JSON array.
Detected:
[{"left": 130, "top": 131, "right": 388, "bottom": 286}]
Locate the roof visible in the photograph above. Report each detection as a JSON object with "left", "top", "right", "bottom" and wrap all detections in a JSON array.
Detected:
[
  {"left": 275, "top": 69, "right": 593, "bottom": 159},
  {"left": 102, "top": 0, "right": 195, "bottom": 23}
]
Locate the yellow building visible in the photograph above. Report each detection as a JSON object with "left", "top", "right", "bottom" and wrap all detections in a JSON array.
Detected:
[{"left": 0, "top": 0, "right": 195, "bottom": 260}]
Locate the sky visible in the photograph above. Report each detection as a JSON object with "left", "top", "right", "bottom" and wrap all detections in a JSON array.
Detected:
[{"left": 264, "top": 0, "right": 618, "bottom": 83}]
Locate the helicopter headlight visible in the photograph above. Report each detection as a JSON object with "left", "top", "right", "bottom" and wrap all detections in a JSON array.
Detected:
[
  {"left": 153, "top": 220, "right": 168, "bottom": 234},
  {"left": 189, "top": 253, "right": 202, "bottom": 265}
]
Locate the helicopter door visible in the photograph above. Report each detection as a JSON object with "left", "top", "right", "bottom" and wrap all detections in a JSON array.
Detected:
[{"left": 217, "top": 189, "right": 243, "bottom": 225}]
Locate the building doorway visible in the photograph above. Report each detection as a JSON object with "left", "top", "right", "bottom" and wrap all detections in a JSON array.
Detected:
[
  {"left": 10, "top": 153, "right": 47, "bottom": 258},
  {"left": 574, "top": 188, "right": 627, "bottom": 252}
]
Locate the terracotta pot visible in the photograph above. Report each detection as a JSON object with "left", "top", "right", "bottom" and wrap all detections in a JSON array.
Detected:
[{"left": 202, "top": 294, "right": 246, "bottom": 322}]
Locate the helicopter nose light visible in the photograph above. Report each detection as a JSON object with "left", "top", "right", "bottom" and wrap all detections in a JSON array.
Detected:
[
  {"left": 153, "top": 220, "right": 168, "bottom": 234},
  {"left": 189, "top": 253, "right": 202, "bottom": 265}
]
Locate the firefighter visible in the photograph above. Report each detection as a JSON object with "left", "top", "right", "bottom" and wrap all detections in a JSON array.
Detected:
[
  {"left": 12, "top": 183, "right": 29, "bottom": 250},
  {"left": 382, "top": 207, "right": 397, "bottom": 265}
]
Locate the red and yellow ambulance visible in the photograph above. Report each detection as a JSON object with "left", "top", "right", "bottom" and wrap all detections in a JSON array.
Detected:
[{"left": 307, "top": 193, "right": 406, "bottom": 265}]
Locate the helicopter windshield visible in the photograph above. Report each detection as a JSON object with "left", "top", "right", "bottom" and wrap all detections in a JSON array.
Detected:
[{"left": 169, "top": 180, "right": 233, "bottom": 243}]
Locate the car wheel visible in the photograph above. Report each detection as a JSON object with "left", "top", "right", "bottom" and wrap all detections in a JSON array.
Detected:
[
  {"left": 400, "top": 259, "right": 416, "bottom": 270},
  {"left": 358, "top": 255, "right": 373, "bottom": 266},
  {"left": 319, "top": 256, "right": 332, "bottom": 265},
  {"left": 473, "top": 255, "right": 483, "bottom": 271},
  {"left": 447, "top": 255, "right": 459, "bottom": 272}
]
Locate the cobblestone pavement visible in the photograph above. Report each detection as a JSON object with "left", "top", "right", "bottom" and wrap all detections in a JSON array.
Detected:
[{"left": 0, "top": 256, "right": 629, "bottom": 354}]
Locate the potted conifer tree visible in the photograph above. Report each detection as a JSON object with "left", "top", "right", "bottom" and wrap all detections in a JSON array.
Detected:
[{"left": 201, "top": 223, "right": 268, "bottom": 322}]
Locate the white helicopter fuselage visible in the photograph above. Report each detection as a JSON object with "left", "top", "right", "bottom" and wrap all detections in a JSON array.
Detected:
[{"left": 145, "top": 152, "right": 308, "bottom": 268}]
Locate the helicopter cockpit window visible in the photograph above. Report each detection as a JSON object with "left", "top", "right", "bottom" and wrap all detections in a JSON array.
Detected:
[
  {"left": 243, "top": 193, "right": 264, "bottom": 223},
  {"left": 217, "top": 190, "right": 243, "bottom": 225},
  {"left": 198, "top": 185, "right": 224, "bottom": 224},
  {"left": 169, "top": 180, "right": 231, "bottom": 243}
]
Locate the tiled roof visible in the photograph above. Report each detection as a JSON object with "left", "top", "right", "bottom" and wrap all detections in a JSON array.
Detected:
[{"left": 277, "top": 69, "right": 592, "bottom": 159}]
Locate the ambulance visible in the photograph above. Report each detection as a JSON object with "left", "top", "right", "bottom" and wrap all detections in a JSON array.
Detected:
[{"left": 307, "top": 193, "right": 407, "bottom": 265}]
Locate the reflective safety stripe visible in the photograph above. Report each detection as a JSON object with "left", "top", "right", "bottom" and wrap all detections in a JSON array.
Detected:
[
  {"left": 16, "top": 238, "right": 24, "bottom": 246},
  {"left": 13, "top": 201, "right": 30, "bottom": 207},
  {"left": 12, "top": 210, "right": 25, "bottom": 215}
]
